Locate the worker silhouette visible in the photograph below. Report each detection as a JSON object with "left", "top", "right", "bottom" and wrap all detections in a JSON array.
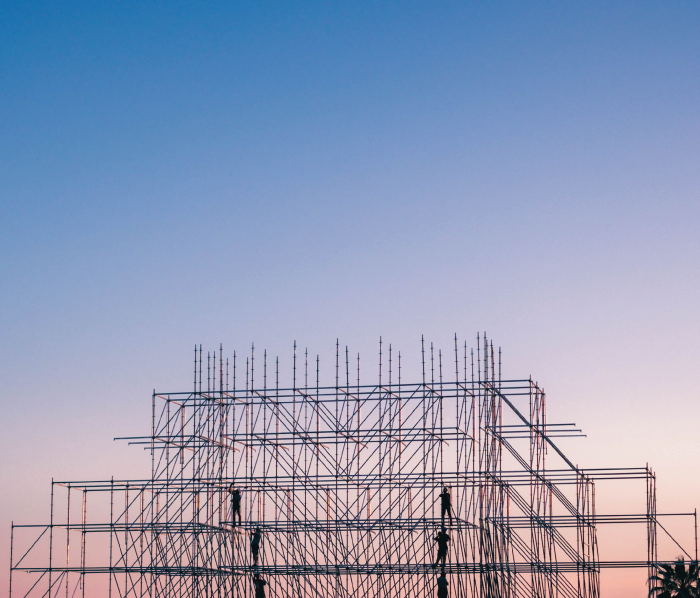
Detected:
[
  {"left": 251, "top": 527, "right": 262, "bottom": 565},
  {"left": 437, "top": 570, "right": 448, "bottom": 598},
  {"left": 253, "top": 573, "right": 267, "bottom": 598},
  {"left": 439, "top": 487, "right": 452, "bottom": 524},
  {"left": 229, "top": 486, "right": 242, "bottom": 526},
  {"left": 433, "top": 526, "right": 450, "bottom": 568}
]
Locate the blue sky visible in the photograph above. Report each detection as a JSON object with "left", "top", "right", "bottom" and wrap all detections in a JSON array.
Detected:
[{"left": 1, "top": 2, "right": 699, "bottom": 594}]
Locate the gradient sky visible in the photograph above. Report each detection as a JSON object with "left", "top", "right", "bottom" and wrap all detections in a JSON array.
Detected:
[{"left": 1, "top": 2, "right": 699, "bottom": 595}]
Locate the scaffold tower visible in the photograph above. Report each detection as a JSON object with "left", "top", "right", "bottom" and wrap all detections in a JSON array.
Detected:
[{"left": 9, "top": 335, "right": 698, "bottom": 598}]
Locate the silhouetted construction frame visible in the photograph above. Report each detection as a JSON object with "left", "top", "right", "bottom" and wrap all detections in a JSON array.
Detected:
[{"left": 9, "top": 335, "right": 697, "bottom": 598}]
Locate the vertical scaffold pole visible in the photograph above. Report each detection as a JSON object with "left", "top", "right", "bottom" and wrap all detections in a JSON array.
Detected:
[{"left": 9, "top": 522, "right": 14, "bottom": 598}]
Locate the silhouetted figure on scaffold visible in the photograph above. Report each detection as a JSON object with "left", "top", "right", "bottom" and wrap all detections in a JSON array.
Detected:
[
  {"left": 251, "top": 527, "right": 262, "bottom": 565},
  {"left": 229, "top": 486, "right": 242, "bottom": 526},
  {"left": 437, "top": 570, "right": 449, "bottom": 598},
  {"left": 253, "top": 573, "right": 267, "bottom": 598},
  {"left": 439, "top": 486, "right": 452, "bottom": 525},
  {"left": 433, "top": 526, "right": 450, "bottom": 568}
]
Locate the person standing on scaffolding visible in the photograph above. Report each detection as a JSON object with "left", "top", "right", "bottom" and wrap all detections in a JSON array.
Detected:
[
  {"left": 253, "top": 573, "right": 267, "bottom": 598},
  {"left": 251, "top": 527, "right": 262, "bottom": 565},
  {"left": 229, "top": 486, "right": 242, "bottom": 526},
  {"left": 436, "top": 570, "right": 449, "bottom": 598},
  {"left": 439, "top": 486, "right": 452, "bottom": 524},
  {"left": 433, "top": 526, "right": 450, "bottom": 568}
]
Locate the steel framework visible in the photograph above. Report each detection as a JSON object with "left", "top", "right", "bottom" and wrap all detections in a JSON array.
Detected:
[{"left": 9, "top": 335, "right": 698, "bottom": 598}]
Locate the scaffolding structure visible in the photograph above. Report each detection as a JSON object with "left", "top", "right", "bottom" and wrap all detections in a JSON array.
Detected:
[{"left": 9, "top": 335, "right": 698, "bottom": 598}]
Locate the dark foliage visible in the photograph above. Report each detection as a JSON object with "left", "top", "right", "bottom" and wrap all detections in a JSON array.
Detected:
[{"left": 649, "top": 559, "right": 700, "bottom": 598}]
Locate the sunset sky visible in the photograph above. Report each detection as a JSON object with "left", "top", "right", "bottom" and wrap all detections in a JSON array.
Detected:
[{"left": 1, "top": 2, "right": 699, "bottom": 595}]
